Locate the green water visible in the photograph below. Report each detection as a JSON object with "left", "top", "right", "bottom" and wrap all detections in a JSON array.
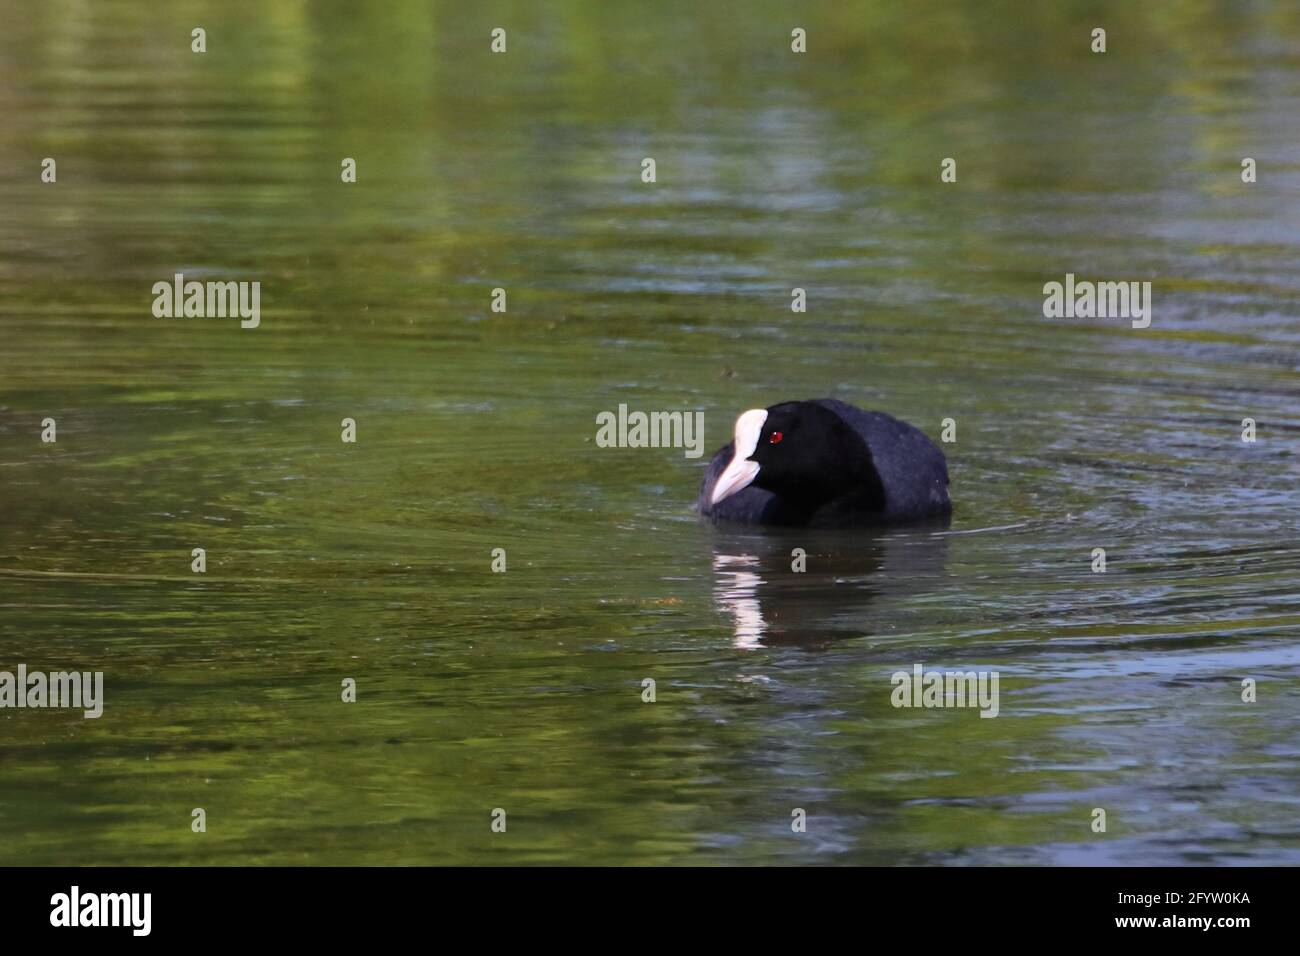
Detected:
[{"left": 1, "top": 0, "right": 1299, "bottom": 865}]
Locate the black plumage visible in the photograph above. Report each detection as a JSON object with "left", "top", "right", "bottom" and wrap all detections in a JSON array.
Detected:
[{"left": 698, "top": 399, "right": 951, "bottom": 526}]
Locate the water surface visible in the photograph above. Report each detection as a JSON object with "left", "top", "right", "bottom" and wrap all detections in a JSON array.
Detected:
[{"left": 1, "top": 0, "right": 1298, "bottom": 865}]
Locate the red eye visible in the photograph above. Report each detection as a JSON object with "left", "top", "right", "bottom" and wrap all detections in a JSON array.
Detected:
[{"left": 769, "top": 431, "right": 783, "bottom": 444}]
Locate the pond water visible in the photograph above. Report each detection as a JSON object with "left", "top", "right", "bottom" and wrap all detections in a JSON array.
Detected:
[{"left": 1, "top": 0, "right": 1298, "bottom": 864}]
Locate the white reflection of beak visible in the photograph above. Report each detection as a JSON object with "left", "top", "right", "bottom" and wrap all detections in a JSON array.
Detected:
[
  {"left": 712, "top": 553, "right": 766, "bottom": 649},
  {"left": 709, "top": 408, "right": 767, "bottom": 506}
]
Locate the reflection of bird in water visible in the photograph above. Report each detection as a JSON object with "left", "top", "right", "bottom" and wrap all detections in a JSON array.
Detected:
[
  {"left": 711, "top": 553, "right": 769, "bottom": 649},
  {"left": 710, "top": 525, "right": 950, "bottom": 649}
]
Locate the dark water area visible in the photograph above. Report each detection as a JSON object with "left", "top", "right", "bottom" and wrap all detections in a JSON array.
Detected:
[{"left": 1, "top": 1, "right": 1298, "bottom": 864}]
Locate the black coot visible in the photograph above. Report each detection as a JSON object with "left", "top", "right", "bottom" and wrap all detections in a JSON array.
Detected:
[{"left": 698, "top": 398, "right": 951, "bottom": 526}]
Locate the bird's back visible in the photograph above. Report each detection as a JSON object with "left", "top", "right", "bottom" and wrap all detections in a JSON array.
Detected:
[{"left": 809, "top": 399, "right": 950, "bottom": 522}]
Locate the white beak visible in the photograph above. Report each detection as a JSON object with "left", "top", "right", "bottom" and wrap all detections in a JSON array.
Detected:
[{"left": 710, "top": 409, "right": 767, "bottom": 506}]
